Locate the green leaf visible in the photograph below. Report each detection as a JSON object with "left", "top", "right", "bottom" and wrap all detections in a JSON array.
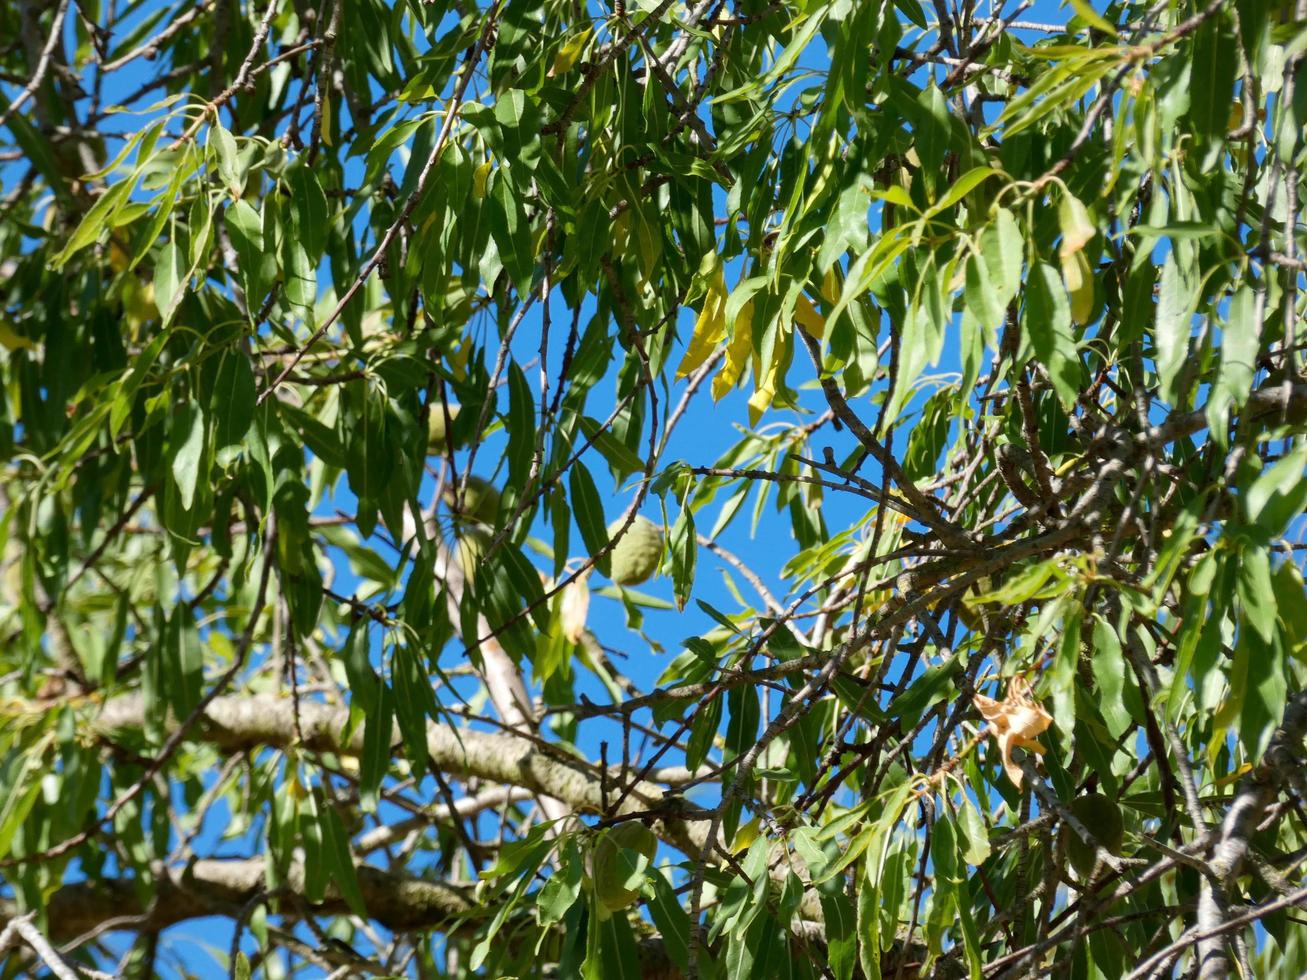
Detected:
[
  {"left": 1246, "top": 442, "right": 1307, "bottom": 537},
  {"left": 392, "top": 644, "right": 430, "bottom": 780},
  {"left": 299, "top": 786, "right": 327, "bottom": 902},
  {"left": 208, "top": 122, "right": 242, "bottom": 192},
  {"left": 1239, "top": 629, "right": 1286, "bottom": 760},
  {"left": 926, "top": 167, "right": 1002, "bottom": 216},
  {"left": 287, "top": 163, "right": 330, "bottom": 263},
  {"left": 110, "top": 328, "right": 170, "bottom": 438},
  {"left": 210, "top": 350, "right": 256, "bottom": 451},
  {"left": 343, "top": 383, "right": 395, "bottom": 524},
  {"left": 893, "top": 0, "right": 928, "bottom": 29},
  {"left": 1022, "top": 262, "right": 1079, "bottom": 409},
  {"left": 1091, "top": 615, "right": 1132, "bottom": 738},
  {"left": 996, "top": 61, "right": 1112, "bottom": 139},
  {"left": 1049, "top": 609, "right": 1081, "bottom": 743},
  {"left": 490, "top": 170, "right": 535, "bottom": 292},
  {"left": 505, "top": 362, "right": 535, "bottom": 492},
  {"left": 1155, "top": 252, "right": 1193, "bottom": 405},
  {"left": 53, "top": 179, "right": 134, "bottom": 267},
  {"left": 359, "top": 682, "right": 394, "bottom": 812},
  {"left": 129, "top": 159, "right": 188, "bottom": 272},
  {"left": 0, "top": 737, "right": 51, "bottom": 859},
  {"left": 170, "top": 609, "right": 203, "bottom": 719},
  {"left": 817, "top": 178, "right": 872, "bottom": 272},
  {"left": 1207, "top": 285, "right": 1260, "bottom": 438},
  {"left": 1127, "top": 222, "right": 1223, "bottom": 241},
  {"left": 154, "top": 239, "right": 188, "bottom": 327},
  {"left": 496, "top": 542, "right": 549, "bottom": 631},
  {"left": 281, "top": 236, "right": 317, "bottom": 314},
  {"left": 1236, "top": 541, "right": 1277, "bottom": 645},
  {"left": 816, "top": 779, "right": 914, "bottom": 887},
  {"left": 1188, "top": 13, "right": 1238, "bottom": 170},
  {"left": 578, "top": 416, "right": 646, "bottom": 477},
  {"left": 317, "top": 791, "right": 369, "bottom": 918},
  {"left": 934, "top": 809, "right": 983, "bottom": 977},
  {"left": 822, "top": 890, "right": 857, "bottom": 980},
  {"left": 668, "top": 502, "right": 696, "bottom": 611},
  {"left": 885, "top": 651, "right": 960, "bottom": 725},
  {"left": 964, "top": 250, "right": 1003, "bottom": 335},
  {"left": 1272, "top": 563, "right": 1307, "bottom": 663},
  {"left": 982, "top": 208, "right": 1023, "bottom": 311},
  {"left": 972, "top": 558, "right": 1062, "bottom": 605},
  {"left": 225, "top": 197, "right": 269, "bottom": 304},
  {"left": 913, "top": 84, "right": 954, "bottom": 197},
  {"left": 957, "top": 794, "right": 990, "bottom": 866},
  {"left": 1069, "top": 0, "right": 1116, "bottom": 35},
  {"left": 685, "top": 693, "right": 722, "bottom": 771},
  {"left": 647, "top": 869, "right": 692, "bottom": 972},
  {"left": 537, "top": 838, "right": 585, "bottom": 926},
  {"left": 168, "top": 403, "right": 206, "bottom": 512},
  {"left": 282, "top": 403, "right": 347, "bottom": 468},
  {"left": 589, "top": 898, "right": 643, "bottom": 980},
  {"left": 569, "top": 464, "right": 611, "bottom": 578},
  {"left": 855, "top": 780, "right": 916, "bottom": 979},
  {"left": 885, "top": 266, "right": 948, "bottom": 426}
]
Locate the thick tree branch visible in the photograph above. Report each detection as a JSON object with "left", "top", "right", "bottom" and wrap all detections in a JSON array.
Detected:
[
  {"left": 3, "top": 857, "right": 477, "bottom": 944},
  {"left": 1195, "top": 691, "right": 1307, "bottom": 978},
  {"left": 91, "top": 692, "right": 707, "bottom": 855}
]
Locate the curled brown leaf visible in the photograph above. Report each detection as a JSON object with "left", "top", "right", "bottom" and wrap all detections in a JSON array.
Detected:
[{"left": 974, "top": 676, "right": 1053, "bottom": 788}]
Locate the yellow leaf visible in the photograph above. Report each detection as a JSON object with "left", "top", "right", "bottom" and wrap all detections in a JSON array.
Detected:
[
  {"left": 321, "top": 90, "right": 333, "bottom": 147},
  {"left": 1227, "top": 101, "right": 1244, "bottom": 132},
  {"left": 0, "top": 318, "right": 37, "bottom": 352},
  {"left": 109, "top": 241, "right": 130, "bottom": 273},
  {"left": 1057, "top": 192, "right": 1095, "bottom": 259},
  {"left": 472, "top": 159, "right": 493, "bottom": 200},
  {"left": 1213, "top": 763, "right": 1254, "bottom": 788},
  {"left": 731, "top": 816, "right": 761, "bottom": 854},
  {"left": 795, "top": 294, "right": 825, "bottom": 339},
  {"left": 747, "top": 352, "right": 779, "bottom": 426},
  {"left": 676, "top": 264, "right": 728, "bottom": 378},
  {"left": 121, "top": 276, "right": 157, "bottom": 327},
  {"left": 447, "top": 339, "right": 470, "bottom": 381},
  {"left": 549, "top": 27, "right": 593, "bottom": 77},
  {"left": 820, "top": 267, "right": 840, "bottom": 305},
  {"left": 1061, "top": 249, "right": 1095, "bottom": 325},
  {"left": 610, "top": 208, "right": 632, "bottom": 256},
  {"left": 711, "top": 301, "right": 753, "bottom": 401}
]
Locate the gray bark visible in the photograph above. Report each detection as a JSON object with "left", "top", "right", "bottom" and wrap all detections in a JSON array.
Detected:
[
  {"left": 1195, "top": 692, "right": 1307, "bottom": 978},
  {"left": 94, "top": 691, "right": 706, "bottom": 855}
]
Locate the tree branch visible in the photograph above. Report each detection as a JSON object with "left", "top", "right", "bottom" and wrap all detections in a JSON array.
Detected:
[
  {"left": 90, "top": 691, "right": 708, "bottom": 856},
  {"left": 1195, "top": 691, "right": 1307, "bottom": 978},
  {"left": 3, "top": 857, "right": 476, "bottom": 944}
]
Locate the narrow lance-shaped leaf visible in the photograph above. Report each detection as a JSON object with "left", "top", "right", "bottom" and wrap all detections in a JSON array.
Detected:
[{"left": 1022, "top": 261, "right": 1080, "bottom": 409}]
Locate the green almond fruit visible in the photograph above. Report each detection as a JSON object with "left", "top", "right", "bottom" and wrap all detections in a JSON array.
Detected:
[
  {"left": 455, "top": 526, "right": 492, "bottom": 582},
  {"left": 1065, "top": 792, "right": 1124, "bottom": 877},
  {"left": 607, "top": 516, "right": 664, "bottom": 586},
  {"left": 590, "top": 822, "right": 658, "bottom": 912},
  {"left": 444, "top": 475, "right": 500, "bottom": 526},
  {"left": 426, "top": 402, "right": 462, "bottom": 451}
]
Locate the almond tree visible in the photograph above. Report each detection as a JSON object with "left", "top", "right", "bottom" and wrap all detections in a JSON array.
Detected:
[{"left": 1, "top": 0, "right": 1305, "bottom": 977}]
